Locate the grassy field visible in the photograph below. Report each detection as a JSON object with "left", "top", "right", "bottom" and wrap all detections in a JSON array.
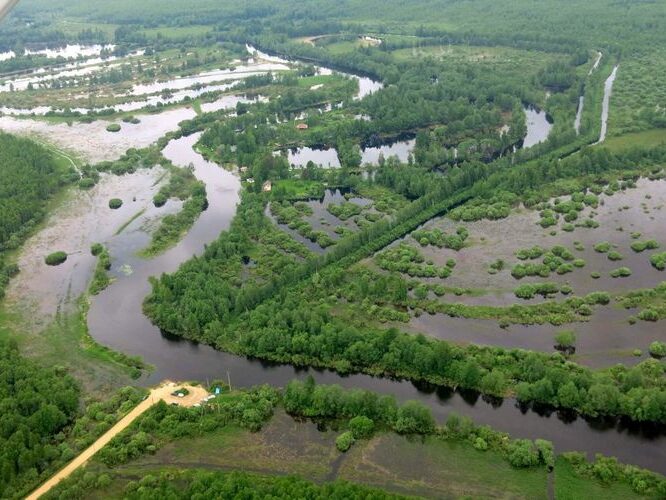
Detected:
[
  {"left": 609, "top": 50, "right": 666, "bottom": 137},
  {"left": 553, "top": 457, "right": 653, "bottom": 500},
  {"left": 59, "top": 408, "right": 659, "bottom": 498},
  {"left": 600, "top": 129, "right": 666, "bottom": 152}
]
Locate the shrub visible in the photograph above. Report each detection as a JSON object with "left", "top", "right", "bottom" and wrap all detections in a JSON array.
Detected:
[
  {"left": 607, "top": 251, "right": 624, "bottom": 261},
  {"left": 106, "top": 123, "right": 121, "bottom": 132},
  {"left": 649, "top": 341, "right": 666, "bottom": 358},
  {"left": 349, "top": 416, "right": 374, "bottom": 439},
  {"left": 507, "top": 439, "right": 540, "bottom": 468},
  {"left": 593, "top": 242, "right": 611, "bottom": 253},
  {"left": 78, "top": 178, "right": 96, "bottom": 189},
  {"left": 109, "top": 198, "right": 123, "bottom": 209},
  {"left": 91, "top": 243, "right": 104, "bottom": 256},
  {"left": 631, "top": 240, "right": 659, "bottom": 253},
  {"left": 610, "top": 267, "right": 632, "bottom": 278},
  {"left": 153, "top": 193, "right": 168, "bottom": 207},
  {"left": 638, "top": 309, "right": 659, "bottom": 322},
  {"left": 335, "top": 431, "right": 355, "bottom": 452},
  {"left": 554, "top": 330, "right": 576, "bottom": 349},
  {"left": 650, "top": 252, "right": 666, "bottom": 270},
  {"left": 45, "top": 251, "right": 67, "bottom": 266}
]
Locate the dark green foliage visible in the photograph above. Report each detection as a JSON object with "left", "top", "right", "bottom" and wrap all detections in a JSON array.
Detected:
[
  {"left": 108, "top": 198, "right": 123, "bottom": 209},
  {"left": 349, "top": 415, "right": 374, "bottom": 439},
  {"left": 610, "top": 267, "right": 632, "bottom": 278},
  {"left": 106, "top": 123, "right": 121, "bottom": 132},
  {"left": 412, "top": 226, "right": 468, "bottom": 250},
  {"left": 90, "top": 243, "right": 104, "bottom": 256},
  {"left": 45, "top": 251, "right": 68, "bottom": 266},
  {"left": 0, "top": 133, "right": 72, "bottom": 297},
  {"left": 51, "top": 469, "right": 409, "bottom": 499},
  {"left": 650, "top": 252, "right": 666, "bottom": 271},
  {"left": 376, "top": 243, "right": 451, "bottom": 278},
  {"left": 0, "top": 340, "right": 80, "bottom": 499},
  {"left": 631, "top": 240, "right": 659, "bottom": 253},
  {"left": 335, "top": 431, "right": 355, "bottom": 452}
]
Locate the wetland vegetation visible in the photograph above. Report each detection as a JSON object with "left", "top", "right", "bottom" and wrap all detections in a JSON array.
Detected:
[{"left": 1, "top": 0, "right": 666, "bottom": 497}]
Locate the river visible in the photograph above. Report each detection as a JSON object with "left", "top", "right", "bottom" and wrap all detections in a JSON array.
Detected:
[
  {"left": 6, "top": 45, "right": 664, "bottom": 473},
  {"left": 83, "top": 133, "right": 666, "bottom": 474}
]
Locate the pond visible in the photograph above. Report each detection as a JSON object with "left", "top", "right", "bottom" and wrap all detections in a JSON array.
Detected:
[{"left": 523, "top": 106, "right": 553, "bottom": 148}]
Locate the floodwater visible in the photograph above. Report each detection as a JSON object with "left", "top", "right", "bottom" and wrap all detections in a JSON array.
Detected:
[
  {"left": 6, "top": 45, "right": 665, "bottom": 475},
  {"left": 523, "top": 106, "right": 553, "bottom": 148},
  {"left": 595, "top": 65, "right": 619, "bottom": 144},
  {"left": 266, "top": 188, "right": 371, "bottom": 252},
  {"left": 361, "top": 138, "right": 415, "bottom": 164},
  {"left": 574, "top": 96, "right": 584, "bottom": 135},
  {"left": 402, "top": 178, "right": 666, "bottom": 367},
  {"left": 0, "top": 107, "right": 196, "bottom": 163},
  {"left": 4, "top": 167, "right": 174, "bottom": 327},
  {"left": 287, "top": 146, "right": 341, "bottom": 168}
]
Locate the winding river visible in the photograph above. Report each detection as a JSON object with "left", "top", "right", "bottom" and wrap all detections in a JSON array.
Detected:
[
  {"left": 86, "top": 136, "right": 665, "bottom": 475},
  {"left": 6, "top": 46, "right": 653, "bottom": 473}
]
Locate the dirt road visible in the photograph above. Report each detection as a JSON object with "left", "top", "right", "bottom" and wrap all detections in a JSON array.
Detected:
[{"left": 26, "top": 382, "right": 210, "bottom": 500}]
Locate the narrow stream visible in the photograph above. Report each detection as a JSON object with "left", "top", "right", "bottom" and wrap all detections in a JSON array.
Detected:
[{"left": 595, "top": 65, "right": 619, "bottom": 144}]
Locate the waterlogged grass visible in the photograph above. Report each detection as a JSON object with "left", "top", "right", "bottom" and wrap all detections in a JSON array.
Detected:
[
  {"left": 602, "top": 129, "right": 666, "bottom": 152},
  {"left": 340, "top": 433, "right": 548, "bottom": 499},
  {"left": 554, "top": 457, "right": 652, "bottom": 500}
]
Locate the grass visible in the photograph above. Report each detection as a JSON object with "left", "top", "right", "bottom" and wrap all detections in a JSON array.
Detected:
[
  {"left": 0, "top": 298, "right": 141, "bottom": 396},
  {"left": 139, "top": 25, "right": 213, "bottom": 39},
  {"left": 601, "top": 129, "right": 666, "bottom": 152},
  {"left": 553, "top": 457, "right": 652, "bottom": 500},
  {"left": 115, "top": 208, "right": 147, "bottom": 235},
  {"left": 271, "top": 179, "right": 325, "bottom": 200}
]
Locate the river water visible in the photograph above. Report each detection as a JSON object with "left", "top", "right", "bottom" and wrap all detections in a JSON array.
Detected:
[
  {"left": 595, "top": 65, "right": 619, "bottom": 144},
  {"left": 83, "top": 133, "right": 666, "bottom": 473},
  {"left": 4, "top": 45, "right": 663, "bottom": 473}
]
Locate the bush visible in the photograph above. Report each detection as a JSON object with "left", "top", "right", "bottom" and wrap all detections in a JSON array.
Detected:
[
  {"left": 335, "top": 431, "right": 355, "bottom": 452},
  {"left": 507, "top": 439, "right": 540, "bottom": 468},
  {"left": 78, "top": 178, "right": 96, "bottom": 189},
  {"left": 45, "top": 251, "right": 67, "bottom": 266},
  {"left": 349, "top": 416, "right": 374, "bottom": 439},
  {"left": 554, "top": 330, "right": 576, "bottom": 350},
  {"left": 153, "top": 193, "right": 168, "bottom": 207},
  {"left": 638, "top": 309, "right": 659, "bottom": 322},
  {"left": 109, "top": 198, "right": 123, "bottom": 209},
  {"left": 648, "top": 341, "right": 666, "bottom": 358},
  {"left": 631, "top": 240, "right": 659, "bottom": 253},
  {"left": 91, "top": 243, "right": 104, "bottom": 256},
  {"left": 610, "top": 267, "right": 632, "bottom": 278},
  {"left": 607, "top": 251, "right": 624, "bottom": 261},
  {"left": 650, "top": 252, "right": 666, "bottom": 270},
  {"left": 106, "top": 123, "right": 121, "bottom": 132},
  {"left": 593, "top": 242, "right": 611, "bottom": 253}
]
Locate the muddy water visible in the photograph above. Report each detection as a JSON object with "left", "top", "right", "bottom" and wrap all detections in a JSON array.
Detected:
[
  {"left": 574, "top": 96, "right": 584, "bottom": 135},
  {"left": 5, "top": 168, "right": 172, "bottom": 328},
  {"left": 88, "top": 132, "right": 241, "bottom": 368},
  {"left": 361, "top": 138, "right": 415, "bottom": 164},
  {"left": 403, "top": 178, "right": 666, "bottom": 367},
  {"left": 596, "top": 65, "right": 619, "bottom": 144},
  {"left": 523, "top": 106, "right": 553, "bottom": 148},
  {"left": 0, "top": 107, "right": 196, "bottom": 163},
  {"left": 266, "top": 189, "right": 371, "bottom": 252},
  {"left": 287, "top": 146, "right": 341, "bottom": 168}
]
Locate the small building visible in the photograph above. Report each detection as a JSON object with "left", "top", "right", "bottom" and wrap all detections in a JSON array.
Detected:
[
  {"left": 296, "top": 123, "right": 308, "bottom": 130},
  {"left": 262, "top": 180, "right": 273, "bottom": 192}
]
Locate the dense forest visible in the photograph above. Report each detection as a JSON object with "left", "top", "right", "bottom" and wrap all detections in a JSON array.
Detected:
[
  {"left": 0, "top": 340, "right": 80, "bottom": 499},
  {"left": 0, "top": 133, "right": 73, "bottom": 298}
]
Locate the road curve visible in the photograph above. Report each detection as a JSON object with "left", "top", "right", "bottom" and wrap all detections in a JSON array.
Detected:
[{"left": 26, "top": 382, "right": 209, "bottom": 500}]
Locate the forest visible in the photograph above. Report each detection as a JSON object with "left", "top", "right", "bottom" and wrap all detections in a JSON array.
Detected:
[
  {"left": 0, "top": 0, "right": 666, "bottom": 497},
  {"left": 0, "top": 133, "right": 74, "bottom": 299}
]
